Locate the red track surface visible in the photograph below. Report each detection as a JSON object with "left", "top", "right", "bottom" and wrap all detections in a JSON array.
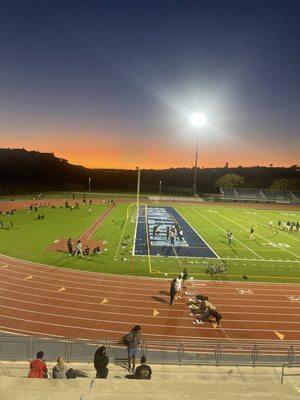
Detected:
[
  {"left": 0, "top": 198, "right": 300, "bottom": 342},
  {"left": 0, "top": 253, "right": 300, "bottom": 342}
]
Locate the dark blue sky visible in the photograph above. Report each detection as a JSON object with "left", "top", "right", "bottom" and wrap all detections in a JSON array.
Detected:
[{"left": 0, "top": 0, "right": 299, "bottom": 168}]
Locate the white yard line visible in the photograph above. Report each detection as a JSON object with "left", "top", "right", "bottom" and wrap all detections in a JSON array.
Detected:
[
  {"left": 113, "top": 214, "right": 130, "bottom": 260},
  {"left": 223, "top": 209, "right": 300, "bottom": 261},
  {"left": 131, "top": 204, "right": 139, "bottom": 256},
  {"left": 191, "top": 208, "right": 264, "bottom": 260},
  {"left": 174, "top": 207, "right": 220, "bottom": 258}
]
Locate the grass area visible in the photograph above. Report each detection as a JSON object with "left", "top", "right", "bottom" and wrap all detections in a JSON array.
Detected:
[{"left": 0, "top": 202, "right": 299, "bottom": 282}]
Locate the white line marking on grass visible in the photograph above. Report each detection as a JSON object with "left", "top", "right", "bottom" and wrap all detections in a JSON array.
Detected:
[
  {"left": 191, "top": 208, "right": 264, "bottom": 260},
  {"left": 175, "top": 207, "right": 220, "bottom": 258},
  {"left": 225, "top": 209, "right": 300, "bottom": 261},
  {"left": 131, "top": 204, "right": 139, "bottom": 256},
  {"left": 229, "top": 208, "right": 300, "bottom": 245},
  {"left": 114, "top": 214, "right": 130, "bottom": 260}
]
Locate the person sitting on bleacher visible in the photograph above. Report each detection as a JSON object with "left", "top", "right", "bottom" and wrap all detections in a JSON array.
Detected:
[
  {"left": 52, "top": 356, "right": 68, "bottom": 379},
  {"left": 126, "top": 356, "right": 152, "bottom": 380},
  {"left": 28, "top": 351, "right": 48, "bottom": 378}
]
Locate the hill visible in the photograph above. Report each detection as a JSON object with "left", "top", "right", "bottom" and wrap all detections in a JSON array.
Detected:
[{"left": 0, "top": 148, "right": 298, "bottom": 194}]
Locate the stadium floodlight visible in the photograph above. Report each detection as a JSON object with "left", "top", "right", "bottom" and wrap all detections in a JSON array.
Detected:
[
  {"left": 190, "top": 113, "right": 207, "bottom": 196},
  {"left": 190, "top": 113, "right": 207, "bottom": 128}
]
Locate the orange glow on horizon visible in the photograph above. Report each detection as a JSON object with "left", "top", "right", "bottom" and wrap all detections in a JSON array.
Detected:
[{"left": 1, "top": 131, "right": 298, "bottom": 170}]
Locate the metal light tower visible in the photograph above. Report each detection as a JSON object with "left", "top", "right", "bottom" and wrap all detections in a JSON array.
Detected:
[{"left": 189, "top": 113, "right": 207, "bottom": 196}]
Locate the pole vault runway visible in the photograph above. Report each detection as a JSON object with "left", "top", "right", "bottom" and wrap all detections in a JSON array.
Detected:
[{"left": 0, "top": 253, "right": 300, "bottom": 342}]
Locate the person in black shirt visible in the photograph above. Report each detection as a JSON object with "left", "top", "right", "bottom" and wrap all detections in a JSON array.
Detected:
[
  {"left": 170, "top": 279, "right": 176, "bottom": 306},
  {"left": 67, "top": 238, "right": 73, "bottom": 256},
  {"left": 126, "top": 356, "right": 152, "bottom": 379},
  {"left": 94, "top": 346, "right": 109, "bottom": 378}
]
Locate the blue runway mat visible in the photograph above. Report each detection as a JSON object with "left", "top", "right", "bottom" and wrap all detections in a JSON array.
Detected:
[{"left": 134, "top": 206, "right": 218, "bottom": 258}]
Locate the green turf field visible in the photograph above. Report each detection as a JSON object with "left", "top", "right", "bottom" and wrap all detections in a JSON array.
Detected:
[{"left": 0, "top": 202, "right": 299, "bottom": 282}]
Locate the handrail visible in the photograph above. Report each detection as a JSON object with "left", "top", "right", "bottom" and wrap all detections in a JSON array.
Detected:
[
  {"left": 0, "top": 335, "right": 299, "bottom": 368},
  {"left": 281, "top": 363, "right": 300, "bottom": 383}
]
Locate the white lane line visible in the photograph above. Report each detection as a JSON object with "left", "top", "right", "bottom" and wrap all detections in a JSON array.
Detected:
[
  {"left": 1, "top": 303, "right": 300, "bottom": 327},
  {"left": 174, "top": 206, "right": 220, "bottom": 258},
  {"left": 191, "top": 208, "right": 264, "bottom": 260},
  {"left": 0, "top": 294, "right": 299, "bottom": 319},
  {"left": 0, "top": 281, "right": 300, "bottom": 309},
  {"left": 0, "top": 325, "right": 284, "bottom": 342},
  {"left": 1, "top": 314, "right": 300, "bottom": 335}
]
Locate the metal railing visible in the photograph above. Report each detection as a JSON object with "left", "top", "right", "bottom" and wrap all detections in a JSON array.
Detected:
[
  {"left": 281, "top": 363, "right": 300, "bottom": 383},
  {"left": 1, "top": 335, "right": 300, "bottom": 367}
]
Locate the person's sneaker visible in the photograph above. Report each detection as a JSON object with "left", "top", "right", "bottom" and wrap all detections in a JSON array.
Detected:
[
  {"left": 193, "top": 320, "right": 204, "bottom": 325},
  {"left": 188, "top": 298, "right": 194, "bottom": 302},
  {"left": 189, "top": 313, "right": 194, "bottom": 316}
]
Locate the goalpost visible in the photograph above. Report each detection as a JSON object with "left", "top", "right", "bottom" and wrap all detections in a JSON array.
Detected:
[{"left": 130, "top": 167, "right": 141, "bottom": 224}]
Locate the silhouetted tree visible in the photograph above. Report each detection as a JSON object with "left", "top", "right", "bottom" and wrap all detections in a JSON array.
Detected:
[
  {"left": 270, "top": 178, "right": 300, "bottom": 191},
  {"left": 215, "top": 174, "right": 245, "bottom": 189}
]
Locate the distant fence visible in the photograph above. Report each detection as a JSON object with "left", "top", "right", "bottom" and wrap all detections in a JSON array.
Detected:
[{"left": 1, "top": 335, "right": 300, "bottom": 367}]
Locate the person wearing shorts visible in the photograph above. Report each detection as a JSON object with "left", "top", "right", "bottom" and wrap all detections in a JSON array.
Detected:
[{"left": 125, "top": 325, "right": 141, "bottom": 373}]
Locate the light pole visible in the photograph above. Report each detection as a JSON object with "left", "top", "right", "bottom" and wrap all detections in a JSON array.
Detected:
[
  {"left": 88, "top": 177, "right": 91, "bottom": 193},
  {"left": 159, "top": 180, "right": 162, "bottom": 197},
  {"left": 136, "top": 167, "right": 141, "bottom": 209},
  {"left": 189, "top": 113, "right": 207, "bottom": 196}
]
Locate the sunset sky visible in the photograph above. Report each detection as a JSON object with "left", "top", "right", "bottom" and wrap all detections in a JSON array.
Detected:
[{"left": 1, "top": 0, "right": 299, "bottom": 169}]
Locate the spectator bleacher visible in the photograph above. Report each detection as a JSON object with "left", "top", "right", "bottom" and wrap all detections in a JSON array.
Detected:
[{"left": 220, "top": 187, "right": 300, "bottom": 204}]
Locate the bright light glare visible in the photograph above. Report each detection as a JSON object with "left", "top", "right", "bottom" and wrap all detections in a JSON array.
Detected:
[{"left": 190, "top": 113, "right": 207, "bottom": 127}]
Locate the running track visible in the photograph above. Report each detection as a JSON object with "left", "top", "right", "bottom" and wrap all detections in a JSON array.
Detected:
[
  {"left": 0, "top": 253, "right": 300, "bottom": 342},
  {"left": 0, "top": 199, "right": 300, "bottom": 342}
]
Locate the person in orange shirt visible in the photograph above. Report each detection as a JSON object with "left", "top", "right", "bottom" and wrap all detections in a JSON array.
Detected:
[{"left": 28, "top": 351, "right": 48, "bottom": 378}]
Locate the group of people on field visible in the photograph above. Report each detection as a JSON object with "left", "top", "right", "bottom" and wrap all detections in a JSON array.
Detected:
[{"left": 67, "top": 238, "right": 101, "bottom": 258}]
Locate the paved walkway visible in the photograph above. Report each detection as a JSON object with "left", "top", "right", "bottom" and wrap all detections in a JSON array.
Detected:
[{"left": 0, "top": 362, "right": 299, "bottom": 400}]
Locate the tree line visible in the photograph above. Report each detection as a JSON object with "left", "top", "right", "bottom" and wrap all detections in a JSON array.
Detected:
[{"left": 0, "top": 148, "right": 299, "bottom": 194}]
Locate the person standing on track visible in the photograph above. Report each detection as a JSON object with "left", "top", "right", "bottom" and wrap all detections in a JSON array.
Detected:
[
  {"left": 249, "top": 227, "right": 255, "bottom": 240},
  {"left": 170, "top": 278, "right": 176, "bottom": 306}
]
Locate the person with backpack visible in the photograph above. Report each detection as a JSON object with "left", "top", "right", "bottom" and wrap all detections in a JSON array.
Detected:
[
  {"left": 94, "top": 346, "right": 109, "bottom": 379},
  {"left": 123, "top": 325, "right": 141, "bottom": 373},
  {"left": 28, "top": 351, "right": 48, "bottom": 378}
]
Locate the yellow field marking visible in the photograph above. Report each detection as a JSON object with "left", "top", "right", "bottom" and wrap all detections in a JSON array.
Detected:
[
  {"left": 153, "top": 309, "right": 160, "bottom": 317},
  {"left": 57, "top": 286, "right": 66, "bottom": 292},
  {"left": 274, "top": 331, "right": 285, "bottom": 340},
  {"left": 151, "top": 269, "right": 162, "bottom": 274},
  {"left": 23, "top": 275, "right": 32, "bottom": 280},
  {"left": 100, "top": 298, "right": 108, "bottom": 305}
]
